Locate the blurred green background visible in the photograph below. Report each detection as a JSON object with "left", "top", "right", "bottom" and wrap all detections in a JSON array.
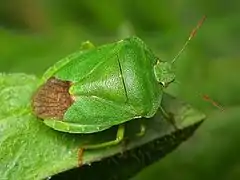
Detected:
[{"left": 1, "top": 0, "right": 240, "bottom": 179}]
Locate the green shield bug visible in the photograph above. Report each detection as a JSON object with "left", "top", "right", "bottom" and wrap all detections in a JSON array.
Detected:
[{"left": 32, "top": 16, "right": 206, "bottom": 164}]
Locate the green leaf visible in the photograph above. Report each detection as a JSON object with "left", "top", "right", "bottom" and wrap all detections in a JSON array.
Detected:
[{"left": 0, "top": 73, "right": 206, "bottom": 180}]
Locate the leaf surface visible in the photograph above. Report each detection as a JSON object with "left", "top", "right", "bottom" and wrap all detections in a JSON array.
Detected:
[{"left": 0, "top": 73, "right": 206, "bottom": 180}]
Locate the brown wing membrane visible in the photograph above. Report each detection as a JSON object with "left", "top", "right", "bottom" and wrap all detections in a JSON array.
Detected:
[{"left": 32, "top": 77, "right": 74, "bottom": 120}]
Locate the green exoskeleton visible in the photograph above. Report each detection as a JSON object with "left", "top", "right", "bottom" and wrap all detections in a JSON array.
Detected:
[{"left": 32, "top": 17, "right": 206, "bottom": 156}]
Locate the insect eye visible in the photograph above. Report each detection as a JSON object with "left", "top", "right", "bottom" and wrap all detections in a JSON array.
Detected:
[{"left": 160, "top": 78, "right": 175, "bottom": 88}]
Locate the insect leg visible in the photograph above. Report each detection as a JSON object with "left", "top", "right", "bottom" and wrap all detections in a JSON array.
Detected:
[
  {"left": 83, "top": 124, "right": 125, "bottom": 149},
  {"left": 136, "top": 121, "right": 146, "bottom": 137},
  {"left": 159, "top": 106, "right": 178, "bottom": 130},
  {"left": 77, "top": 148, "right": 84, "bottom": 167}
]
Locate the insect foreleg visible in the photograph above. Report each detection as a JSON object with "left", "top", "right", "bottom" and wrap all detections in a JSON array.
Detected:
[
  {"left": 136, "top": 120, "right": 146, "bottom": 137},
  {"left": 159, "top": 106, "right": 178, "bottom": 130}
]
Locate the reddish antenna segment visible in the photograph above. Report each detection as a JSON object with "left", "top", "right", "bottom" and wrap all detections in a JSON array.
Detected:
[
  {"left": 202, "top": 94, "right": 224, "bottom": 111},
  {"left": 190, "top": 16, "right": 206, "bottom": 39},
  {"left": 172, "top": 15, "right": 206, "bottom": 63}
]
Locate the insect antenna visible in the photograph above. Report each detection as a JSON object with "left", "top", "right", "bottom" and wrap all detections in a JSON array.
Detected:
[
  {"left": 171, "top": 15, "right": 206, "bottom": 64},
  {"left": 174, "top": 81, "right": 224, "bottom": 111},
  {"left": 170, "top": 16, "right": 224, "bottom": 111},
  {"left": 202, "top": 94, "right": 224, "bottom": 111}
]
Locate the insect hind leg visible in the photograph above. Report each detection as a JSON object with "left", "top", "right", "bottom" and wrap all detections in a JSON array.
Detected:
[{"left": 83, "top": 124, "right": 125, "bottom": 149}]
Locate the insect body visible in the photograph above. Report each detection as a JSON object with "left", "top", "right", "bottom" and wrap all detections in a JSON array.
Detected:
[
  {"left": 32, "top": 16, "right": 205, "bottom": 150},
  {"left": 32, "top": 37, "right": 172, "bottom": 133}
]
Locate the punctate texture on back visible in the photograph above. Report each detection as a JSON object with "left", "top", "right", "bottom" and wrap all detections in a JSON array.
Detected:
[{"left": 57, "top": 37, "right": 162, "bottom": 115}]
